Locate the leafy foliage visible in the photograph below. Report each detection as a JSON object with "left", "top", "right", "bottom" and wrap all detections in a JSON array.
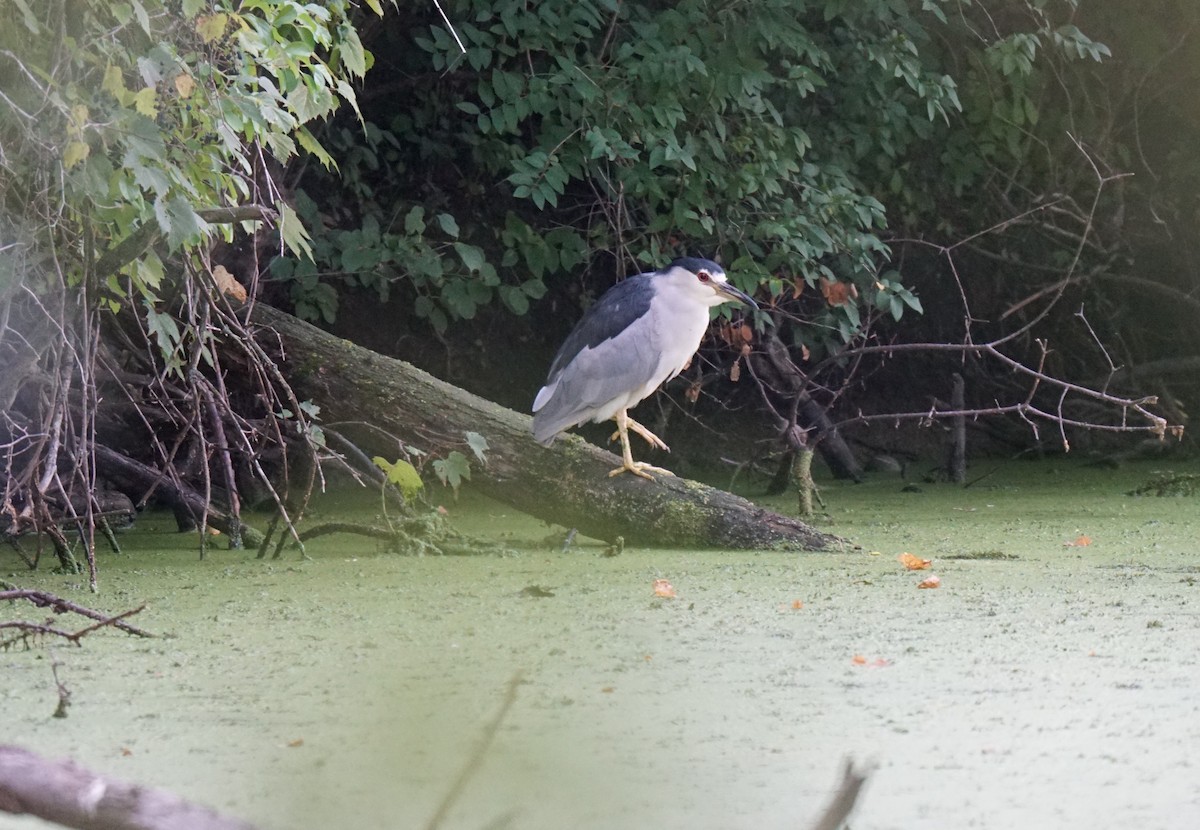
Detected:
[
  {"left": 273, "top": 0, "right": 1107, "bottom": 362},
  {"left": 0, "top": 0, "right": 387, "bottom": 580},
  {"left": 0, "top": 0, "right": 377, "bottom": 304}
]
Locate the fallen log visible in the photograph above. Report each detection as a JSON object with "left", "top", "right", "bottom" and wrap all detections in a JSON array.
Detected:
[
  {"left": 250, "top": 304, "right": 846, "bottom": 551},
  {"left": 0, "top": 745, "right": 257, "bottom": 830}
]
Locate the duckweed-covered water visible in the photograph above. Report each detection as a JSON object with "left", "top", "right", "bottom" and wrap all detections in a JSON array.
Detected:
[{"left": 3, "top": 459, "right": 1199, "bottom": 829}]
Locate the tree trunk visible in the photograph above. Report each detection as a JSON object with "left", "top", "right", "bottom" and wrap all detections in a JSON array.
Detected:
[{"left": 249, "top": 304, "right": 845, "bottom": 551}]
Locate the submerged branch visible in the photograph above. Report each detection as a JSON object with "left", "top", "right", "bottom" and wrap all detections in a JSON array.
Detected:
[{"left": 0, "top": 588, "right": 153, "bottom": 647}]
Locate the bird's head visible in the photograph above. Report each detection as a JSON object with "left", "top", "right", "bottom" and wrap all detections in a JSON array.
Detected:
[{"left": 660, "top": 257, "right": 759, "bottom": 310}]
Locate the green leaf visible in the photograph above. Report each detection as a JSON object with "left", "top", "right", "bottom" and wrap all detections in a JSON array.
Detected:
[
  {"left": 373, "top": 456, "right": 424, "bottom": 500},
  {"left": 404, "top": 206, "right": 426, "bottom": 234},
  {"left": 10, "top": 0, "right": 39, "bottom": 31},
  {"left": 144, "top": 302, "right": 182, "bottom": 364},
  {"left": 63, "top": 141, "right": 90, "bottom": 169},
  {"left": 436, "top": 213, "right": 460, "bottom": 237},
  {"left": 129, "top": 0, "right": 151, "bottom": 35},
  {"left": 453, "top": 242, "right": 486, "bottom": 273},
  {"left": 296, "top": 126, "right": 337, "bottom": 169},
  {"left": 195, "top": 12, "right": 228, "bottom": 43},
  {"left": 102, "top": 64, "right": 128, "bottom": 102},
  {"left": 132, "top": 86, "right": 157, "bottom": 118},
  {"left": 338, "top": 26, "right": 368, "bottom": 78},
  {"left": 279, "top": 201, "right": 314, "bottom": 260},
  {"left": 432, "top": 450, "right": 472, "bottom": 495},
  {"left": 464, "top": 431, "right": 489, "bottom": 464},
  {"left": 500, "top": 284, "right": 529, "bottom": 315}
]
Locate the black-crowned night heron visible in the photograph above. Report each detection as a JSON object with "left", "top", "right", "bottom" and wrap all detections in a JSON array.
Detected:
[{"left": 532, "top": 257, "right": 757, "bottom": 479}]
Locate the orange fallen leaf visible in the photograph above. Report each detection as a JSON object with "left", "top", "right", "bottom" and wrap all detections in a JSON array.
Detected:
[
  {"left": 652, "top": 578, "right": 676, "bottom": 599},
  {"left": 120, "top": 747, "right": 133, "bottom": 757},
  {"left": 917, "top": 575, "right": 941, "bottom": 589},
  {"left": 791, "top": 599, "right": 804, "bottom": 610},
  {"left": 851, "top": 654, "right": 868, "bottom": 665},
  {"left": 1064, "top": 535, "right": 1092, "bottom": 547},
  {"left": 600, "top": 686, "right": 615, "bottom": 693},
  {"left": 851, "top": 654, "right": 891, "bottom": 667},
  {"left": 898, "top": 552, "right": 932, "bottom": 570},
  {"left": 287, "top": 738, "right": 304, "bottom": 748}
]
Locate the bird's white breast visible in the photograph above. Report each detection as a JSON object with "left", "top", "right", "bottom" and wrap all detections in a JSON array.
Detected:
[{"left": 629, "top": 290, "right": 711, "bottom": 401}]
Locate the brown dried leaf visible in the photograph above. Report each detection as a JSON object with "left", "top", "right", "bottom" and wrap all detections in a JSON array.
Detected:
[
  {"left": 212, "top": 264, "right": 247, "bottom": 302},
  {"left": 899, "top": 552, "right": 932, "bottom": 570},
  {"left": 819, "top": 277, "right": 857, "bottom": 307}
]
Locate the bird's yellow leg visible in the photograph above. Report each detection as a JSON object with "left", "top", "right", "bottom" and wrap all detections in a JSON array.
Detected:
[
  {"left": 609, "top": 416, "right": 670, "bottom": 452},
  {"left": 608, "top": 409, "right": 673, "bottom": 479}
]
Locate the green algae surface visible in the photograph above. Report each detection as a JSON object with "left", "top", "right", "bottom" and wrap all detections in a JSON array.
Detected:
[{"left": 3, "top": 459, "right": 1199, "bottom": 829}]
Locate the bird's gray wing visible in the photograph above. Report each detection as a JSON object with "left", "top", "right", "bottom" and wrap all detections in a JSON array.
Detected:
[
  {"left": 542, "top": 274, "right": 655, "bottom": 384},
  {"left": 532, "top": 274, "right": 661, "bottom": 444}
]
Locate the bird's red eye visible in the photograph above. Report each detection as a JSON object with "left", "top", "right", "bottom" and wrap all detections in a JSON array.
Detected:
[{"left": 697, "top": 271, "right": 711, "bottom": 283}]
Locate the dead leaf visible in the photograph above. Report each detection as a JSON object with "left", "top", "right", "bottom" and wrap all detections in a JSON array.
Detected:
[
  {"left": 729, "top": 359, "right": 741, "bottom": 383},
  {"left": 1064, "top": 535, "right": 1092, "bottom": 547},
  {"left": 652, "top": 578, "right": 676, "bottom": 599},
  {"left": 287, "top": 738, "right": 304, "bottom": 748},
  {"left": 899, "top": 552, "right": 932, "bottom": 570},
  {"left": 917, "top": 575, "right": 941, "bottom": 589},
  {"left": 851, "top": 654, "right": 867, "bottom": 665},
  {"left": 819, "top": 277, "right": 858, "bottom": 307},
  {"left": 684, "top": 382, "right": 701, "bottom": 404},
  {"left": 600, "top": 686, "right": 615, "bottom": 693},
  {"left": 211, "top": 264, "right": 247, "bottom": 302},
  {"left": 173, "top": 73, "right": 196, "bottom": 98},
  {"left": 791, "top": 599, "right": 804, "bottom": 610}
]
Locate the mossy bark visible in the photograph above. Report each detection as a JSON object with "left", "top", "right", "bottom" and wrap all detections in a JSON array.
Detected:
[{"left": 251, "top": 304, "right": 846, "bottom": 551}]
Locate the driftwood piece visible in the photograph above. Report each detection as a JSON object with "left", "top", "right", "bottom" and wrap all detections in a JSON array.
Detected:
[
  {"left": 250, "top": 304, "right": 846, "bottom": 551},
  {"left": 0, "top": 745, "right": 257, "bottom": 830}
]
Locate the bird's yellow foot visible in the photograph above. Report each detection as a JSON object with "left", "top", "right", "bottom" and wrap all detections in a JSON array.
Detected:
[
  {"left": 608, "top": 461, "right": 675, "bottom": 480},
  {"left": 609, "top": 418, "right": 670, "bottom": 451}
]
